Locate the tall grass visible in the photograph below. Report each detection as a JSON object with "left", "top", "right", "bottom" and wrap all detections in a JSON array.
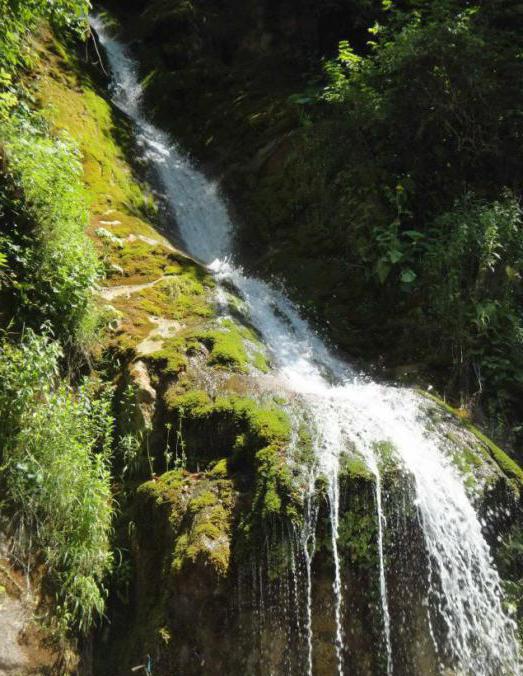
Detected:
[{"left": 0, "top": 330, "right": 114, "bottom": 633}]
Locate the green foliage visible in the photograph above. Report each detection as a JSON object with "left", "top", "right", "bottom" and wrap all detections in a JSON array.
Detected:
[
  {"left": 0, "top": 0, "right": 99, "bottom": 347},
  {"left": 338, "top": 507, "right": 378, "bottom": 569},
  {"left": 0, "top": 0, "right": 89, "bottom": 74},
  {"left": 0, "top": 5, "right": 116, "bottom": 636},
  {"left": 422, "top": 194, "right": 523, "bottom": 397},
  {"left": 1, "top": 123, "right": 100, "bottom": 343},
  {"left": 278, "top": 0, "right": 523, "bottom": 431},
  {"left": 0, "top": 69, "right": 18, "bottom": 121},
  {"left": 322, "top": 1, "right": 523, "bottom": 266},
  {"left": 0, "top": 331, "right": 114, "bottom": 634}
]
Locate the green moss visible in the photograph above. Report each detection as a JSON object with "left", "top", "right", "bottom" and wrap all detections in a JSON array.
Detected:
[
  {"left": 164, "top": 389, "right": 298, "bottom": 521},
  {"left": 139, "top": 469, "right": 186, "bottom": 505},
  {"left": 189, "top": 490, "right": 218, "bottom": 512},
  {"left": 138, "top": 299, "right": 165, "bottom": 317},
  {"left": 338, "top": 507, "right": 378, "bottom": 569},
  {"left": 453, "top": 444, "right": 483, "bottom": 471},
  {"left": 149, "top": 336, "right": 193, "bottom": 375},
  {"left": 165, "top": 389, "right": 212, "bottom": 415},
  {"left": 172, "top": 484, "right": 233, "bottom": 577},
  {"left": 253, "top": 442, "right": 295, "bottom": 520},
  {"left": 235, "top": 399, "right": 287, "bottom": 441},
  {"left": 133, "top": 271, "right": 213, "bottom": 319},
  {"left": 339, "top": 452, "right": 374, "bottom": 481},
  {"left": 262, "top": 485, "right": 282, "bottom": 513},
  {"left": 200, "top": 327, "right": 249, "bottom": 371},
  {"left": 109, "top": 240, "right": 180, "bottom": 284},
  {"left": 191, "top": 316, "right": 272, "bottom": 374},
  {"left": 295, "top": 423, "right": 315, "bottom": 467},
  {"left": 207, "top": 458, "right": 228, "bottom": 478},
  {"left": 165, "top": 390, "right": 291, "bottom": 445},
  {"left": 421, "top": 391, "right": 523, "bottom": 487},
  {"left": 140, "top": 469, "right": 234, "bottom": 578},
  {"left": 37, "top": 46, "right": 153, "bottom": 218},
  {"left": 468, "top": 426, "right": 523, "bottom": 487},
  {"left": 192, "top": 520, "right": 222, "bottom": 539},
  {"left": 230, "top": 396, "right": 290, "bottom": 446},
  {"left": 252, "top": 351, "right": 270, "bottom": 373},
  {"left": 130, "top": 274, "right": 227, "bottom": 366},
  {"left": 242, "top": 402, "right": 291, "bottom": 443},
  {"left": 373, "top": 440, "right": 397, "bottom": 473},
  {"left": 108, "top": 265, "right": 214, "bottom": 356},
  {"left": 172, "top": 533, "right": 190, "bottom": 573}
]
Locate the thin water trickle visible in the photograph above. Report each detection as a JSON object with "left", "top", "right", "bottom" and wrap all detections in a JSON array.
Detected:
[
  {"left": 374, "top": 470, "right": 394, "bottom": 676},
  {"left": 303, "top": 495, "right": 317, "bottom": 676},
  {"left": 329, "top": 476, "right": 345, "bottom": 676},
  {"left": 92, "top": 14, "right": 521, "bottom": 675}
]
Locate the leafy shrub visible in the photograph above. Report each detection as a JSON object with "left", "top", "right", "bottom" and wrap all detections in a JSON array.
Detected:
[
  {"left": 0, "top": 0, "right": 97, "bottom": 345},
  {"left": 0, "top": 331, "right": 114, "bottom": 633},
  {"left": 0, "top": 0, "right": 89, "bottom": 73},
  {"left": 322, "top": 2, "right": 523, "bottom": 255},
  {"left": 275, "top": 0, "right": 523, "bottom": 428},
  {"left": 0, "top": 125, "right": 101, "bottom": 344},
  {"left": 421, "top": 193, "right": 523, "bottom": 397}
]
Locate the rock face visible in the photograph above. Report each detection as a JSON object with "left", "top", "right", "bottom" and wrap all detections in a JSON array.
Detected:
[
  {"left": 96, "top": 380, "right": 522, "bottom": 676},
  {"left": 0, "top": 594, "right": 39, "bottom": 676},
  {"left": 0, "top": 549, "right": 55, "bottom": 676},
  {"left": 96, "top": 463, "right": 521, "bottom": 676},
  {"left": 100, "top": 1, "right": 523, "bottom": 472},
  {"left": 128, "top": 360, "right": 157, "bottom": 428}
]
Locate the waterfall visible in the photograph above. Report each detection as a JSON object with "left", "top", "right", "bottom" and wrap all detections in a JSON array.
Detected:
[{"left": 91, "top": 15, "right": 521, "bottom": 675}]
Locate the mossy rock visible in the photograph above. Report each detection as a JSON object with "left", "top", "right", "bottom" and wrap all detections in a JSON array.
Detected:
[
  {"left": 339, "top": 452, "right": 374, "bottom": 482},
  {"left": 161, "top": 389, "right": 304, "bottom": 522},
  {"left": 421, "top": 391, "right": 523, "bottom": 491},
  {"left": 139, "top": 467, "right": 235, "bottom": 578}
]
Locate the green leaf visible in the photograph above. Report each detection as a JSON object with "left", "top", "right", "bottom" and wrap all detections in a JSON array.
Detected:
[
  {"left": 388, "top": 249, "right": 403, "bottom": 264},
  {"left": 400, "top": 268, "right": 417, "bottom": 284},
  {"left": 403, "top": 230, "right": 424, "bottom": 241},
  {"left": 376, "top": 259, "right": 391, "bottom": 284}
]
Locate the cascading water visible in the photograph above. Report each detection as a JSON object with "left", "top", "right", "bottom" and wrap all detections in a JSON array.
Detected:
[{"left": 91, "top": 15, "right": 521, "bottom": 675}]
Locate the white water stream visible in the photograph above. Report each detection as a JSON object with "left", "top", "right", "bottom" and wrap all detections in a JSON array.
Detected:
[{"left": 92, "top": 15, "right": 521, "bottom": 675}]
